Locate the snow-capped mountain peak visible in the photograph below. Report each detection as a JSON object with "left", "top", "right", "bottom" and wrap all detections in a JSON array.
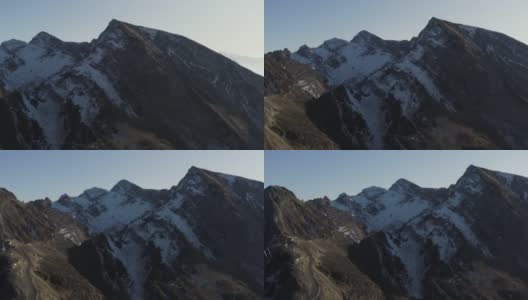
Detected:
[
  {"left": 389, "top": 178, "right": 421, "bottom": 193},
  {"left": 1, "top": 39, "right": 27, "bottom": 52},
  {"left": 110, "top": 179, "right": 142, "bottom": 194},
  {"left": 456, "top": 164, "right": 522, "bottom": 192},
  {"left": 321, "top": 37, "right": 348, "bottom": 50},
  {"left": 29, "top": 31, "right": 61, "bottom": 47},
  {"left": 360, "top": 186, "right": 388, "bottom": 198},
  {"left": 351, "top": 30, "right": 382, "bottom": 44},
  {"left": 290, "top": 30, "right": 397, "bottom": 87}
]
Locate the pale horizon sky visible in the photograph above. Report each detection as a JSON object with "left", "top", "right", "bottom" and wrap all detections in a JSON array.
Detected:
[
  {"left": 0, "top": 151, "right": 263, "bottom": 202},
  {"left": 265, "top": 151, "right": 528, "bottom": 201},
  {"left": 265, "top": 0, "right": 528, "bottom": 52},
  {"left": 1, "top": 0, "right": 263, "bottom": 57}
]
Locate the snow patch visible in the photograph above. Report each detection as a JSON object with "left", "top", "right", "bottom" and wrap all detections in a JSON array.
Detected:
[
  {"left": 107, "top": 236, "right": 145, "bottom": 300},
  {"left": 345, "top": 87, "right": 385, "bottom": 148},
  {"left": 337, "top": 226, "right": 360, "bottom": 242},
  {"left": 75, "top": 62, "right": 123, "bottom": 106},
  {"left": 134, "top": 220, "right": 180, "bottom": 265},
  {"left": 296, "top": 80, "right": 320, "bottom": 98},
  {"left": 387, "top": 234, "right": 425, "bottom": 298},
  {"left": 21, "top": 92, "right": 65, "bottom": 148},
  {"left": 157, "top": 207, "right": 214, "bottom": 260},
  {"left": 58, "top": 228, "right": 82, "bottom": 245},
  {"left": 434, "top": 205, "right": 491, "bottom": 257}
]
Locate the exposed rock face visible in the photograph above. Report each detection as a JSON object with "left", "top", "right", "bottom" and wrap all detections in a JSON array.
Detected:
[
  {"left": 0, "top": 167, "right": 263, "bottom": 300},
  {"left": 0, "top": 20, "right": 263, "bottom": 150},
  {"left": 0, "top": 189, "right": 101, "bottom": 300},
  {"left": 267, "top": 165, "right": 528, "bottom": 299},
  {"left": 264, "top": 50, "right": 338, "bottom": 149},
  {"left": 265, "top": 17, "right": 528, "bottom": 149}
]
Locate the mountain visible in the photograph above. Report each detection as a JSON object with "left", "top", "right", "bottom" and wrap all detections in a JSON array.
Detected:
[
  {"left": 0, "top": 167, "right": 263, "bottom": 300},
  {"left": 264, "top": 50, "right": 338, "bottom": 149},
  {"left": 266, "top": 165, "right": 528, "bottom": 299},
  {"left": 265, "top": 18, "right": 528, "bottom": 149},
  {"left": 0, "top": 189, "right": 100, "bottom": 299},
  {"left": 0, "top": 20, "right": 263, "bottom": 150},
  {"left": 264, "top": 186, "right": 394, "bottom": 299}
]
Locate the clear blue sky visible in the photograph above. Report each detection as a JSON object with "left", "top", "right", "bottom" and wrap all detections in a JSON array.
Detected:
[
  {"left": 0, "top": 151, "right": 263, "bottom": 202},
  {"left": 1, "top": 0, "right": 263, "bottom": 57},
  {"left": 265, "top": 0, "right": 528, "bottom": 52},
  {"left": 265, "top": 151, "right": 528, "bottom": 200}
]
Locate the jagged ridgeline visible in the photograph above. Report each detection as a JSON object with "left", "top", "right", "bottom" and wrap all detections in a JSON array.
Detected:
[
  {"left": 265, "top": 165, "right": 528, "bottom": 299},
  {"left": 265, "top": 17, "right": 528, "bottom": 150},
  {"left": 0, "top": 167, "right": 263, "bottom": 300},
  {"left": 0, "top": 20, "right": 263, "bottom": 150}
]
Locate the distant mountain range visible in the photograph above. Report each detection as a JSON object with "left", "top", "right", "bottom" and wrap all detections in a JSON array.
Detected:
[
  {"left": 0, "top": 20, "right": 263, "bottom": 149},
  {"left": 265, "top": 165, "right": 528, "bottom": 299},
  {"left": 223, "top": 53, "right": 264, "bottom": 76},
  {"left": 0, "top": 167, "right": 263, "bottom": 299},
  {"left": 265, "top": 18, "right": 528, "bottom": 149}
]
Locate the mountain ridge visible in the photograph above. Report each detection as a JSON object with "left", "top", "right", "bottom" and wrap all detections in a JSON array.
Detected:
[
  {"left": 265, "top": 17, "right": 528, "bottom": 149},
  {"left": 0, "top": 167, "right": 263, "bottom": 299},
  {"left": 265, "top": 165, "right": 528, "bottom": 299},
  {"left": 1, "top": 19, "right": 263, "bottom": 150}
]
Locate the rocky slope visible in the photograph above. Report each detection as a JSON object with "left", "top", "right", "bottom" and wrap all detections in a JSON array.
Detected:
[
  {"left": 265, "top": 17, "right": 528, "bottom": 149},
  {"left": 266, "top": 165, "right": 528, "bottom": 299},
  {"left": 0, "top": 20, "right": 263, "bottom": 150},
  {"left": 0, "top": 188, "right": 101, "bottom": 299},
  {"left": 264, "top": 186, "right": 392, "bottom": 300},
  {"left": 0, "top": 167, "right": 263, "bottom": 299},
  {"left": 264, "top": 50, "right": 338, "bottom": 149}
]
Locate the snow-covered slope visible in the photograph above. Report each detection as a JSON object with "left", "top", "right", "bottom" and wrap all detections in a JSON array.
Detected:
[
  {"left": 332, "top": 180, "right": 440, "bottom": 232},
  {"left": 52, "top": 181, "right": 164, "bottom": 233},
  {"left": 291, "top": 32, "right": 405, "bottom": 86}
]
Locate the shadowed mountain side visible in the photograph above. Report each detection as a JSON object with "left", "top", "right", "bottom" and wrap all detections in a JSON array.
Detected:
[{"left": 0, "top": 20, "right": 263, "bottom": 150}]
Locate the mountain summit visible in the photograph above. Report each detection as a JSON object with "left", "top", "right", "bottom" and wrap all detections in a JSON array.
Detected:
[
  {"left": 265, "top": 18, "right": 528, "bottom": 150},
  {"left": 0, "top": 20, "right": 263, "bottom": 150}
]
